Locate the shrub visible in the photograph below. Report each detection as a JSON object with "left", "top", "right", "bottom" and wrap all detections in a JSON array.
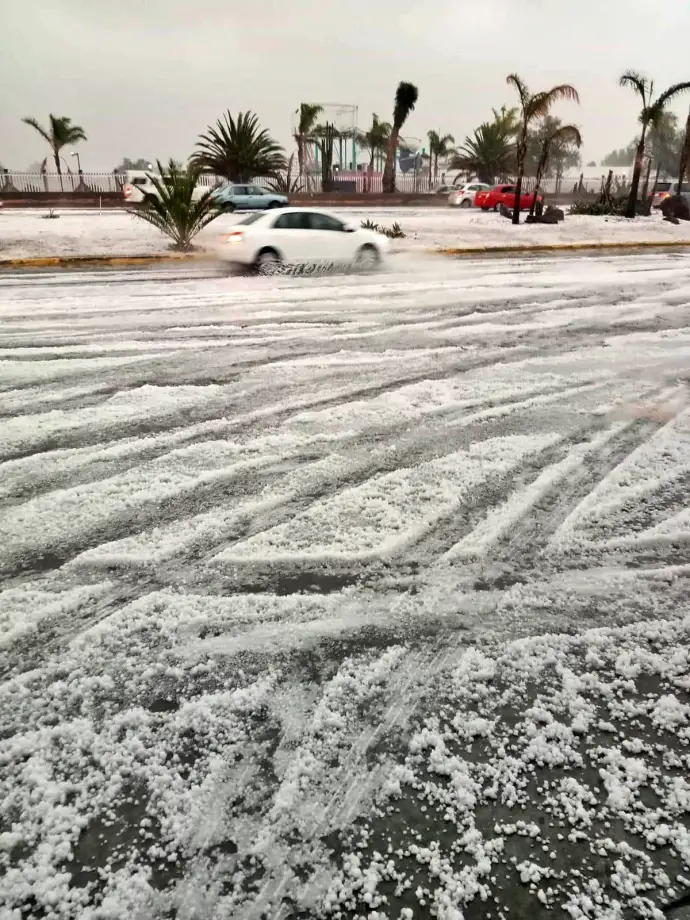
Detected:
[
  {"left": 130, "top": 159, "right": 220, "bottom": 251},
  {"left": 360, "top": 219, "right": 406, "bottom": 238},
  {"left": 569, "top": 197, "right": 627, "bottom": 216}
]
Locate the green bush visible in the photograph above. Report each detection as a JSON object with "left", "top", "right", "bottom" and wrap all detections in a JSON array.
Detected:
[
  {"left": 360, "top": 219, "right": 406, "bottom": 238},
  {"left": 568, "top": 197, "right": 627, "bottom": 217}
]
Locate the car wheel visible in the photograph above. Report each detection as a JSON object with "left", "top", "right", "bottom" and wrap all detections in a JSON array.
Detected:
[
  {"left": 267, "top": 201, "right": 280, "bottom": 209},
  {"left": 493, "top": 202, "right": 501, "bottom": 212},
  {"left": 354, "top": 244, "right": 381, "bottom": 271},
  {"left": 254, "top": 248, "right": 282, "bottom": 274},
  {"left": 460, "top": 199, "right": 471, "bottom": 209},
  {"left": 224, "top": 202, "right": 235, "bottom": 212}
]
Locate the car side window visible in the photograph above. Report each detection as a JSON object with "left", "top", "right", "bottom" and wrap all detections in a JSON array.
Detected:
[
  {"left": 250, "top": 186, "right": 266, "bottom": 195},
  {"left": 232, "top": 186, "right": 249, "bottom": 196},
  {"left": 501, "top": 187, "right": 515, "bottom": 194},
  {"left": 273, "top": 212, "right": 309, "bottom": 230},
  {"left": 307, "top": 212, "right": 345, "bottom": 232}
]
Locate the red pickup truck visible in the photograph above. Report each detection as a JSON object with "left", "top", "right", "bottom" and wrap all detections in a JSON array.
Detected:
[{"left": 474, "top": 184, "right": 542, "bottom": 212}]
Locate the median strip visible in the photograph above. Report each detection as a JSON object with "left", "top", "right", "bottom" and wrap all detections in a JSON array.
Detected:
[
  {"left": 0, "top": 253, "right": 202, "bottom": 269},
  {"left": 2, "top": 237, "right": 690, "bottom": 269},
  {"left": 431, "top": 238, "right": 690, "bottom": 255}
]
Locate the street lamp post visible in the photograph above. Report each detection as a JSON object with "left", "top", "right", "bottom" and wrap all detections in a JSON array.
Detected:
[{"left": 71, "top": 151, "right": 87, "bottom": 192}]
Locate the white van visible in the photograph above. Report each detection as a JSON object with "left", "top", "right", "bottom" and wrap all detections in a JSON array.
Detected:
[
  {"left": 121, "top": 170, "right": 159, "bottom": 203},
  {"left": 121, "top": 169, "right": 208, "bottom": 203}
]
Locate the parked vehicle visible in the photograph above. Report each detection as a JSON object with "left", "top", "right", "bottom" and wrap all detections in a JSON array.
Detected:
[
  {"left": 474, "top": 184, "right": 542, "bottom": 212},
  {"left": 659, "top": 193, "right": 690, "bottom": 220},
  {"left": 122, "top": 170, "right": 159, "bottom": 203},
  {"left": 216, "top": 208, "right": 389, "bottom": 271},
  {"left": 210, "top": 184, "right": 287, "bottom": 211},
  {"left": 122, "top": 170, "right": 207, "bottom": 203},
  {"left": 651, "top": 181, "right": 690, "bottom": 209},
  {"left": 448, "top": 182, "right": 492, "bottom": 208}
]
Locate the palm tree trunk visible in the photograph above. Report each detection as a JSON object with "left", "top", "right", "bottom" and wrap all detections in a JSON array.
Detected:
[
  {"left": 625, "top": 129, "right": 647, "bottom": 219},
  {"left": 529, "top": 170, "right": 542, "bottom": 218},
  {"left": 297, "top": 139, "right": 304, "bottom": 186},
  {"left": 640, "top": 157, "right": 652, "bottom": 210},
  {"left": 53, "top": 150, "right": 64, "bottom": 192},
  {"left": 677, "top": 107, "right": 690, "bottom": 199},
  {"left": 529, "top": 145, "right": 549, "bottom": 218},
  {"left": 646, "top": 163, "right": 661, "bottom": 216},
  {"left": 382, "top": 130, "right": 398, "bottom": 194},
  {"left": 512, "top": 136, "right": 527, "bottom": 225}
]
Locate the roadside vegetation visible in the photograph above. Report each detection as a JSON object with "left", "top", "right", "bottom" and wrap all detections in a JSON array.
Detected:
[
  {"left": 360, "top": 219, "right": 406, "bottom": 238},
  {"left": 129, "top": 160, "right": 219, "bottom": 250},
  {"left": 15, "top": 69, "right": 690, "bottom": 222}
]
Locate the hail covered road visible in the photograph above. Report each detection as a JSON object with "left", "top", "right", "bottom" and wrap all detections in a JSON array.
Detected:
[{"left": 1, "top": 254, "right": 690, "bottom": 920}]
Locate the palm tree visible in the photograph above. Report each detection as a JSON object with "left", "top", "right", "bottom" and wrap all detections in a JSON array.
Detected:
[
  {"left": 293, "top": 103, "right": 323, "bottom": 186},
  {"left": 265, "top": 152, "right": 304, "bottom": 194},
  {"left": 619, "top": 71, "right": 690, "bottom": 218},
  {"left": 427, "top": 130, "right": 456, "bottom": 186},
  {"left": 130, "top": 160, "right": 220, "bottom": 251},
  {"left": 357, "top": 113, "right": 392, "bottom": 171},
  {"left": 382, "top": 82, "right": 419, "bottom": 193},
  {"left": 192, "top": 111, "right": 286, "bottom": 183},
  {"left": 449, "top": 122, "right": 515, "bottom": 185},
  {"left": 22, "top": 114, "right": 87, "bottom": 191},
  {"left": 491, "top": 106, "right": 520, "bottom": 137},
  {"left": 647, "top": 110, "right": 681, "bottom": 175},
  {"left": 506, "top": 74, "right": 579, "bottom": 224},
  {"left": 529, "top": 124, "right": 582, "bottom": 217}
]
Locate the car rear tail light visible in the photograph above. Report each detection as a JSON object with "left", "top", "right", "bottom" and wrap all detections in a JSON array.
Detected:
[
  {"left": 222, "top": 231, "right": 244, "bottom": 244},
  {"left": 123, "top": 186, "right": 132, "bottom": 198}
]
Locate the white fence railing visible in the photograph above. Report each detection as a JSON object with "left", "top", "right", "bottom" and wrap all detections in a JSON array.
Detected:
[{"left": 0, "top": 171, "right": 606, "bottom": 196}]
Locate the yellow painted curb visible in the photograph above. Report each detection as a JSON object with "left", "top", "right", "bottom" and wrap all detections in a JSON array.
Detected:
[
  {"left": 432, "top": 239, "right": 690, "bottom": 256},
  {"left": 0, "top": 253, "right": 203, "bottom": 269}
]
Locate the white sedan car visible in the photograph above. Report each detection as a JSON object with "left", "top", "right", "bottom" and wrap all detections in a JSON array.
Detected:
[
  {"left": 217, "top": 207, "right": 389, "bottom": 271},
  {"left": 448, "top": 182, "right": 492, "bottom": 208}
]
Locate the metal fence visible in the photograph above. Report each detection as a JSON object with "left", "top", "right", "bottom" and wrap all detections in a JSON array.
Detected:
[{"left": 0, "top": 170, "right": 605, "bottom": 196}]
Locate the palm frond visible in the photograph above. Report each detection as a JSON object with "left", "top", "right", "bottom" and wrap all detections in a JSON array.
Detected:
[
  {"left": 450, "top": 122, "right": 516, "bottom": 183},
  {"left": 527, "top": 85, "right": 579, "bottom": 121},
  {"left": 619, "top": 71, "right": 649, "bottom": 103},
  {"left": 653, "top": 81, "right": 690, "bottom": 111},
  {"left": 192, "top": 111, "right": 286, "bottom": 182},
  {"left": 22, "top": 117, "right": 52, "bottom": 145},
  {"left": 548, "top": 124, "right": 582, "bottom": 147},
  {"left": 506, "top": 74, "right": 530, "bottom": 106},
  {"left": 392, "top": 82, "right": 419, "bottom": 129},
  {"left": 265, "top": 152, "right": 304, "bottom": 193},
  {"left": 130, "top": 159, "right": 220, "bottom": 250},
  {"left": 296, "top": 103, "right": 324, "bottom": 137}
]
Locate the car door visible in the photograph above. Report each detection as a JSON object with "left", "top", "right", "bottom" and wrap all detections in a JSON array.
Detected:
[
  {"left": 246, "top": 185, "right": 267, "bottom": 209},
  {"left": 304, "top": 211, "right": 352, "bottom": 262},
  {"left": 500, "top": 185, "right": 517, "bottom": 207},
  {"left": 467, "top": 184, "right": 483, "bottom": 203},
  {"left": 271, "top": 211, "right": 312, "bottom": 262},
  {"left": 232, "top": 185, "right": 252, "bottom": 209}
]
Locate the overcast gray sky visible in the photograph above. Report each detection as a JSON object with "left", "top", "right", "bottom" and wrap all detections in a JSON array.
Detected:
[{"left": 2, "top": 0, "right": 690, "bottom": 173}]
